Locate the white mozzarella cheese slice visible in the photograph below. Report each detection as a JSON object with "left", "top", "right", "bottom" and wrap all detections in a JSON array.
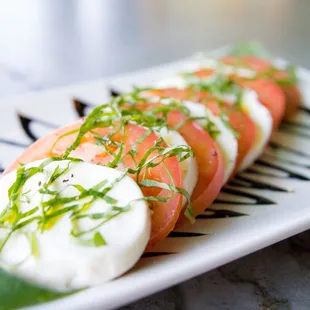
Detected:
[
  {"left": 157, "top": 128, "right": 198, "bottom": 204},
  {"left": 0, "top": 159, "right": 150, "bottom": 291},
  {"left": 235, "top": 90, "right": 273, "bottom": 170}
]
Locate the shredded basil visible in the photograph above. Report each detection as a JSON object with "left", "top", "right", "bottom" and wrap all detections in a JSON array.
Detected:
[
  {"left": 2, "top": 89, "right": 198, "bottom": 258},
  {"left": 53, "top": 94, "right": 196, "bottom": 222}
]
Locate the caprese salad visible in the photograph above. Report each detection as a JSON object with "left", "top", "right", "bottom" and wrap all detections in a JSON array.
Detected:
[{"left": 0, "top": 43, "right": 303, "bottom": 308}]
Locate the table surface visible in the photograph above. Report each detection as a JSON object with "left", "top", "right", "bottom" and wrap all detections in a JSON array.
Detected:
[{"left": 1, "top": 1, "right": 310, "bottom": 309}]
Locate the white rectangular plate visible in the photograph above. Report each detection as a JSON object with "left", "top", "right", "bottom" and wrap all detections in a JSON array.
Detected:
[{"left": 0, "top": 47, "right": 310, "bottom": 310}]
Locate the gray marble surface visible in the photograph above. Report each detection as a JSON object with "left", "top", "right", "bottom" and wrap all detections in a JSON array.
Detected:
[
  {"left": 0, "top": 1, "right": 309, "bottom": 309},
  {"left": 123, "top": 231, "right": 310, "bottom": 310}
]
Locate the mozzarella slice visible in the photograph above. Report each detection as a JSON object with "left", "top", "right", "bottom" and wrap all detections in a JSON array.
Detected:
[
  {"left": 0, "top": 159, "right": 150, "bottom": 291},
  {"left": 235, "top": 90, "right": 273, "bottom": 171},
  {"left": 157, "top": 128, "right": 198, "bottom": 204}
]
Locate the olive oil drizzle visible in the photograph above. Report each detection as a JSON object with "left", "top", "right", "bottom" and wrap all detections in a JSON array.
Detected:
[{"left": 0, "top": 157, "right": 140, "bottom": 254}]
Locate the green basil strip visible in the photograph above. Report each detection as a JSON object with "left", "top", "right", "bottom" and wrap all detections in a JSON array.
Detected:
[
  {"left": 0, "top": 268, "right": 73, "bottom": 309},
  {"left": 139, "top": 179, "right": 195, "bottom": 223}
]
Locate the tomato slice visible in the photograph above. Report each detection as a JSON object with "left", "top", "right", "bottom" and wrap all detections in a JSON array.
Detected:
[
  {"left": 147, "top": 88, "right": 256, "bottom": 177},
  {"left": 4, "top": 120, "right": 184, "bottom": 247},
  {"left": 166, "top": 110, "right": 225, "bottom": 225},
  {"left": 203, "top": 98, "right": 256, "bottom": 176},
  {"left": 239, "top": 78, "right": 285, "bottom": 129},
  {"left": 119, "top": 99, "right": 225, "bottom": 224},
  {"left": 272, "top": 70, "right": 302, "bottom": 119},
  {"left": 221, "top": 55, "right": 300, "bottom": 121}
]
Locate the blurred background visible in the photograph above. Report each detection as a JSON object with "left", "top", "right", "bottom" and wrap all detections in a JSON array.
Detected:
[
  {"left": 1, "top": 1, "right": 310, "bottom": 309},
  {"left": 0, "top": 0, "right": 309, "bottom": 98}
]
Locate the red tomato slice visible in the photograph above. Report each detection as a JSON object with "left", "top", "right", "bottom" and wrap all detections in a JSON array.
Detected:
[
  {"left": 147, "top": 88, "right": 256, "bottom": 177},
  {"left": 4, "top": 120, "right": 184, "bottom": 247},
  {"left": 221, "top": 55, "right": 300, "bottom": 121},
  {"left": 272, "top": 70, "right": 302, "bottom": 119},
  {"left": 238, "top": 78, "right": 285, "bottom": 130},
  {"left": 166, "top": 110, "right": 225, "bottom": 225},
  {"left": 120, "top": 99, "right": 225, "bottom": 224},
  {"left": 203, "top": 98, "right": 256, "bottom": 176}
]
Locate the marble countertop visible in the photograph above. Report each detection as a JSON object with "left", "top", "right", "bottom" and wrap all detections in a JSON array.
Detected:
[
  {"left": 121, "top": 231, "right": 310, "bottom": 310},
  {"left": 0, "top": 1, "right": 310, "bottom": 309}
]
